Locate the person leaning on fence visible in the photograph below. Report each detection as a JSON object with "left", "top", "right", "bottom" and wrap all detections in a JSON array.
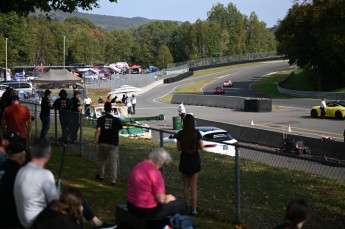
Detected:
[
  {"left": 127, "top": 148, "right": 188, "bottom": 218},
  {"left": 131, "top": 94, "right": 136, "bottom": 114},
  {"left": 39, "top": 89, "right": 53, "bottom": 139},
  {"left": 93, "top": 102, "right": 123, "bottom": 186},
  {"left": 274, "top": 199, "right": 310, "bottom": 229},
  {"left": 1, "top": 95, "right": 32, "bottom": 148},
  {"left": 176, "top": 114, "right": 204, "bottom": 216},
  {"left": 70, "top": 90, "right": 82, "bottom": 144},
  {"left": 53, "top": 89, "right": 73, "bottom": 142}
]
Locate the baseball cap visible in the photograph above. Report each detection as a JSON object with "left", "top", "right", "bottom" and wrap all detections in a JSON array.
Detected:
[
  {"left": 2, "top": 131, "right": 20, "bottom": 142},
  {"left": 6, "top": 143, "right": 25, "bottom": 155}
]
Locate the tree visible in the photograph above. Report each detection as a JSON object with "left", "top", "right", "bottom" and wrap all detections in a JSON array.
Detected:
[
  {"left": 0, "top": 0, "right": 117, "bottom": 16},
  {"left": 275, "top": 0, "right": 345, "bottom": 90},
  {"left": 156, "top": 45, "right": 173, "bottom": 68}
]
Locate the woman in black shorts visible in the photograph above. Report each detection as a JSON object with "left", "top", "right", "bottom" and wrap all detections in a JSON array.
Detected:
[{"left": 176, "top": 114, "right": 203, "bottom": 215}]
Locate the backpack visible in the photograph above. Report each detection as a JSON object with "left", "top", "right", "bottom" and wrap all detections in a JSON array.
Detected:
[{"left": 169, "top": 214, "right": 195, "bottom": 229}]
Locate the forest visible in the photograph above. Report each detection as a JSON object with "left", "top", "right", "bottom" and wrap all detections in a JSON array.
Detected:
[{"left": 0, "top": 3, "right": 276, "bottom": 69}]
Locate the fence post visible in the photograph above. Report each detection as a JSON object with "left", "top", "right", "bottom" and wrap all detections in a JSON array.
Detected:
[
  {"left": 159, "top": 130, "right": 164, "bottom": 147},
  {"left": 235, "top": 145, "right": 241, "bottom": 224},
  {"left": 79, "top": 113, "right": 83, "bottom": 157}
]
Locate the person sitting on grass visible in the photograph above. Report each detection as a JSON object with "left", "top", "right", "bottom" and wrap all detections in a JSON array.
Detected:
[
  {"left": 274, "top": 199, "right": 310, "bottom": 229},
  {"left": 127, "top": 148, "right": 188, "bottom": 218}
]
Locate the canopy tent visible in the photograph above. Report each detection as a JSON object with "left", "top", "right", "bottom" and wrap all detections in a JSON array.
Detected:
[
  {"left": 32, "top": 69, "right": 81, "bottom": 83},
  {"left": 108, "top": 85, "right": 142, "bottom": 95}
]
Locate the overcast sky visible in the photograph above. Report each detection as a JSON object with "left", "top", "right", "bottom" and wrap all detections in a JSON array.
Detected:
[{"left": 80, "top": 0, "right": 294, "bottom": 27}]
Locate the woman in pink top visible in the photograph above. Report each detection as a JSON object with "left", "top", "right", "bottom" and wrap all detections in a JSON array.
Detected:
[{"left": 127, "top": 148, "right": 188, "bottom": 218}]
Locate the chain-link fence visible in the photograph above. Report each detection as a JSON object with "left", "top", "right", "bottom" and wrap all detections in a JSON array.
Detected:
[{"left": 24, "top": 101, "right": 345, "bottom": 228}]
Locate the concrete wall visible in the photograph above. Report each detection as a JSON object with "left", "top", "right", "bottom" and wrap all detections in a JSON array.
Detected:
[
  {"left": 172, "top": 94, "right": 272, "bottom": 112},
  {"left": 195, "top": 118, "right": 345, "bottom": 160}
]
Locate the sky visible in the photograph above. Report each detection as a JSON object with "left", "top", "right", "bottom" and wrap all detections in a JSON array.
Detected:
[{"left": 80, "top": 0, "right": 295, "bottom": 27}]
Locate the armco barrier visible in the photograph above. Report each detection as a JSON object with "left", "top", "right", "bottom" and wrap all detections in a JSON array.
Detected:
[
  {"left": 195, "top": 118, "right": 345, "bottom": 160},
  {"left": 171, "top": 94, "right": 271, "bottom": 112}
]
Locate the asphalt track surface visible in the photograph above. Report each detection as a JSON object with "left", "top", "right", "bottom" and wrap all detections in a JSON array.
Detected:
[{"left": 135, "top": 60, "right": 345, "bottom": 142}]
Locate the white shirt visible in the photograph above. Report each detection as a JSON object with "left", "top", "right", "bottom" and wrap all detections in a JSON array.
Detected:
[
  {"left": 14, "top": 162, "right": 59, "bottom": 228},
  {"left": 177, "top": 103, "right": 186, "bottom": 113},
  {"left": 321, "top": 100, "right": 326, "bottom": 109},
  {"left": 84, "top": 97, "right": 92, "bottom": 105},
  {"left": 131, "top": 97, "right": 137, "bottom": 104}
]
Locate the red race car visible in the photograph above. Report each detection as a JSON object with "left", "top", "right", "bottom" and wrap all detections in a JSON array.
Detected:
[
  {"left": 223, "top": 80, "right": 233, "bottom": 87},
  {"left": 214, "top": 87, "right": 225, "bottom": 94}
]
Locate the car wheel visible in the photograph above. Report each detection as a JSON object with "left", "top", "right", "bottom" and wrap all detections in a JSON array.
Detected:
[
  {"left": 311, "top": 109, "right": 318, "bottom": 118},
  {"left": 335, "top": 111, "right": 343, "bottom": 120}
]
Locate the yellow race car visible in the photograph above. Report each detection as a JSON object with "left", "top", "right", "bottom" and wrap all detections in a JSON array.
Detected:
[{"left": 310, "top": 101, "right": 345, "bottom": 119}]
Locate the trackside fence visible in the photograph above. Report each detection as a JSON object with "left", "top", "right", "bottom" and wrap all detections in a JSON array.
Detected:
[{"left": 25, "top": 102, "right": 345, "bottom": 228}]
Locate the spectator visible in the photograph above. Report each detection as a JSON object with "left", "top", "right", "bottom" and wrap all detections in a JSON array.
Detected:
[
  {"left": 70, "top": 90, "right": 82, "bottom": 144},
  {"left": 84, "top": 95, "right": 92, "bottom": 116},
  {"left": 0, "top": 131, "right": 20, "bottom": 167},
  {"left": 131, "top": 94, "right": 137, "bottom": 114},
  {"left": 121, "top": 94, "right": 126, "bottom": 103},
  {"left": 30, "top": 188, "right": 83, "bottom": 229},
  {"left": 93, "top": 102, "right": 123, "bottom": 186},
  {"left": 53, "top": 89, "right": 72, "bottom": 143},
  {"left": 177, "top": 102, "right": 186, "bottom": 122},
  {"left": 126, "top": 96, "right": 132, "bottom": 114},
  {"left": 127, "top": 148, "right": 188, "bottom": 218},
  {"left": 0, "top": 143, "right": 26, "bottom": 228},
  {"left": 14, "top": 138, "right": 115, "bottom": 229},
  {"left": 39, "top": 89, "right": 53, "bottom": 139},
  {"left": 111, "top": 96, "right": 117, "bottom": 104},
  {"left": 1, "top": 95, "right": 32, "bottom": 148},
  {"left": 320, "top": 98, "right": 326, "bottom": 119},
  {"left": 106, "top": 95, "right": 111, "bottom": 103},
  {"left": 274, "top": 199, "right": 310, "bottom": 229},
  {"left": 0, "top": 87, "right": 15, "bottom": 120},
  {"left": 176, "top": 114, "right": 204, "bottom": 215},
  {"left": 98, "top": 96, "right": 104, "bottom": 104}
]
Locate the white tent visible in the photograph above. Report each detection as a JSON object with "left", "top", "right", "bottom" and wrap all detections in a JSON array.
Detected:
[{"left": 108, "top": 85, "right": 142, "bottom": 95}]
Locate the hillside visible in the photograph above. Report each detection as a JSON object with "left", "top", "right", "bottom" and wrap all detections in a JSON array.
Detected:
[{"left": 31, "top": 10, "right": 179, "bottom": 31}]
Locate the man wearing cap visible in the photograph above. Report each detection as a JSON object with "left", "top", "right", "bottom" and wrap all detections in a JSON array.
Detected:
[
  {"left": 0, "top": 143, "right": 26, "bottom": 228},
  {"left": 53, "top": 89, "right": 72, "bottom": 142},
  {"left": 1, "top": 95, "right": 32, "bottom": 148},
  {"left": 93, "top": 102, "right": 123, "bottom": 186},
  {"left": 0, "top": 131, "right": 20, "bottom": 167},
  {"left": 70, "top": 90, "right": 82, "bottom": 143},
  {"left": 39, "top": 89, "right": 53, "bottom": 139}
]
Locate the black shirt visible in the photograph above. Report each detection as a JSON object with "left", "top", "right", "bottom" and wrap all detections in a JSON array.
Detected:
[
  {"left": 0, "top": 159, "right": 23, "bottom": 227},
  {"left": 30, "top": 206, "right": 80, "bottom": 229},
  {"left": 97, "top": 114, "right": 123, "bottom": 146},
  {"left": 53, "top": 97, "right": 72, "bottom": 115},
  {"left": 71, "top": 97, "right": 81, "bottom": 113},
  {"left": 40, "top": 96, "right": 51, "bottom": 117}
]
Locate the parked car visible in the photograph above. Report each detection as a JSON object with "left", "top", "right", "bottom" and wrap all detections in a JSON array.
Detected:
[
  {"left": 310, "top": 101, "right": 345, "bottom": 120},
  {"left": 223, "top": 80, "right": 233, "bottom": 87},
  {"left": 214, "top": 87, "right": 225, "bottom": 94},
  {"left": 0, "top": 84, "right": 8, "bottom": 97},
  {"left": 164, "top": 126, "right": 238, "bottom": 156},
  {"left": 0, "top": 81, "right": 36, "bottom": 96}
]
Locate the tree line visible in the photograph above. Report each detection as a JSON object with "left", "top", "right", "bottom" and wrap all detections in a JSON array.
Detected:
[
  {"left": 0, "top": 3, "right": 276, "bottom": 69},
  {"left": 275, "top": 0, "right": 345, "bottom": 90}
]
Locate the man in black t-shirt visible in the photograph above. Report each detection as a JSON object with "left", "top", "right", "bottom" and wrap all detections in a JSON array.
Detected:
[
  {"left": 70, "top": 91, "right": 82, "bottom": 143},
  {"left": 40, "top": 90, "right": 53, "bottom": 139},
  {"left": 53, "top": 89, "right": 72, "bottom": 142},
  {"left": 92, "top": 102, "right": 123, "bottom": 186}
]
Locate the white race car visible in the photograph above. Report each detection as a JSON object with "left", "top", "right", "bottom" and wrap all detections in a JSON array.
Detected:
[{"left": 164, "top": 126, "right": 238, "bottom": 156}]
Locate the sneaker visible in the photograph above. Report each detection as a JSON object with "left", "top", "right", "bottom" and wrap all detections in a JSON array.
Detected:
[
  {"left": 95, "top": 174, "right": 104, "bottom": 181},
  {"left": 111, "top": 181, "right": 116, "bottom": 186},
  {"left": 94, "top": 223, "right": 117, "bottom": 229},
  {"left": 191, "top": 209, "right": 198, "bottom": 216}
]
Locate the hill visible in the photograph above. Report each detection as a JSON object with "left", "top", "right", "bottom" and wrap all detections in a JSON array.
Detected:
[{"left": 32, "top": 10, "right": 178, "bottom": 31}]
